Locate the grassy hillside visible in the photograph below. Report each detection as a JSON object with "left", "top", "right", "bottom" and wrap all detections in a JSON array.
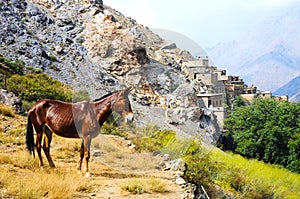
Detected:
[{"left": 209, "top": 149, "right": 300, "bottom": 198}]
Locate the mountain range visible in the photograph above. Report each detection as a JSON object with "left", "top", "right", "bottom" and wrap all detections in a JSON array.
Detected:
[{"left": 207, "top": 6, "right": 300, "bottom": 100}]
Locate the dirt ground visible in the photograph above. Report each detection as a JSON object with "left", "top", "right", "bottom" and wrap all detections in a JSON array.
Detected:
[{"left": 57, "top": 135, "right": 182, "bottom": 199}]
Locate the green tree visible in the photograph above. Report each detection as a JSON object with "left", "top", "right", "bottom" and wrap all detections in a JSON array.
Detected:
[
  {"left": 288, "top": 132, "right": 300, "bottom": 173},
  {"left": 224, "top": 98, "right": 300, "bottom": 173},
  {"left": 233, "top": 96, "right": 246, "bottom": 109}
]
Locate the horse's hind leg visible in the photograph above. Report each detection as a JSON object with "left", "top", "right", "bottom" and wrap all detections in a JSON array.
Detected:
[
  {"left": 36, "top": 131, "right": 44, "bottom": 168},
  {"left": 43, "top": 126, "right": 55, "bottom": 168},
  {"left": 76, "top": 140, "right": 84, "bottom": 174}
]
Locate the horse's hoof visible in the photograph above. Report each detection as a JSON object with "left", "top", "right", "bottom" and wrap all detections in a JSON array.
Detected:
[
  {"left": 85, "top": 172, "right": 90, "bottom": 178},
  {"left": 77, "top": 170, "right": 82, "bottom": 175}
]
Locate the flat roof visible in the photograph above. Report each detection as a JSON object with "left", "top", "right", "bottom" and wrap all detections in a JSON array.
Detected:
[{"left": 197, "top": 93, "right": 223, "bottom": 97}]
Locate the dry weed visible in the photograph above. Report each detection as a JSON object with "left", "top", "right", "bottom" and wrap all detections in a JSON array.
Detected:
[
  {"left": 0, "top": 103, "right": 15, "bottom": 117},
  {"left": 121, "top": 177, "right": 167, "bottom": 195}
]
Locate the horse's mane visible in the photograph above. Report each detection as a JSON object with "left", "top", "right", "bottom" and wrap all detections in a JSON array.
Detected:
[{"left": 93, "top": 91, "right": 117, "bottom": 102}]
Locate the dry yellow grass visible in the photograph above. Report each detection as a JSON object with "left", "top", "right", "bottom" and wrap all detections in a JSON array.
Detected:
[
  {"left": 0, "top": 166, "right": 91, "bottom": 199},
  {"left": 91, "top": 135, "right": 157, "bottom": 171},
  {"left": 0, "top": 150, "right": 92, "bottom": 199},
  {"left": 0, "top": 103, "right": 15, "bottom": 117},
  {"left": 121, "top": 177, "right": 167, "bottom": 194}
]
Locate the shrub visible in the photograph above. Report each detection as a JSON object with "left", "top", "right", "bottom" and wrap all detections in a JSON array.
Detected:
[
  {"left": 160, "top": 138, "right": 195, "bottom": 159},
  {"left": 26, "top": 29, "right": 33, "bottom": 35},
  {"left": 49, "top": 54, "right": 57, "bottom": 62},
  {"left": 132, "top": 125, "right": 176, "bottom": 152},
  {"left": 6, "top": 73, "right": 73, "bottom": 110},
  {"left": 2, "top": 57, "right": 25, "bottom": 75},
  {"left": 121, "top": 178, "right": 166, "bottom": 195},
  {"left": 101, "top": 122, "right": 128, "bottom": 137},
  {"left": 183, "top": 140, "right": 213, "bottom": 188}
]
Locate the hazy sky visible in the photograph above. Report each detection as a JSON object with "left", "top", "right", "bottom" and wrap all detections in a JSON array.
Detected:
[{"left": 106, "top": 0, "right": 300, "bottom": 49}]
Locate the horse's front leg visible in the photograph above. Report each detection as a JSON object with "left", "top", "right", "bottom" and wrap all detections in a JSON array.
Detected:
[
  {"left": 82, "top": 135, "right": 92, "bottom": 177},
  {"left": 76, "top": 140, "right": 84, "bottom": 174}
]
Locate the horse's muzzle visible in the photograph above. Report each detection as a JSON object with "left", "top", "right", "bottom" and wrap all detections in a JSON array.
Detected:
[{"left": 125, "top": 113, "right": 134, "bottom": 123}]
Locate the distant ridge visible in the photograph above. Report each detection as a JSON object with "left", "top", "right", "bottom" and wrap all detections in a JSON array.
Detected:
[
  {"left": 274, "top": 75, "right": 300, "bottom": 102},
  {"left": 208, "top": 6, "right": 300, "bottom": 92}
]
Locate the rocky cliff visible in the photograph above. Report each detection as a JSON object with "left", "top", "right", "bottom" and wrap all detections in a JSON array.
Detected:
[{"left": 0, "top": 0, "right": 221, "bottom": 143}]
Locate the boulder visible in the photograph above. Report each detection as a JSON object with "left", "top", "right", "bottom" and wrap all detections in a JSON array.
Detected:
[
  {"left": 165, "top": 107, "right": 203, "bottom": 125},
  {"left": 175, "top": 176, "right": 186, "bottom": 185},
  {"left": 170, "top": 158, "right": 187, "bottom": 173},
  {"left": 0, "top": 89, "right": 23, "bottom": 114},
  {"left": 172, "top": 83, "right": 198, "bottom": 107},
  {"left": 166, "top": 108, "right": 184, "bottom": 125}
]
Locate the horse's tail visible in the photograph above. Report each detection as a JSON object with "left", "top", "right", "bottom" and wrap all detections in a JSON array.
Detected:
[{"left": 26, "top": 114, "right": 35, "bottom": 158}]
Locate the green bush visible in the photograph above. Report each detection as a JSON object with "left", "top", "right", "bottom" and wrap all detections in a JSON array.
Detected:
[
  {"left": 160, "top": 138, "right": 195, "bottom": 159},
  {"left": 183, "top": 140, "right": 212, "bottom": 188},
  {"left": 0, "top": 54, "right": 25, "bottom": 75},
  {"left": 121, "top": 178, "right": 166, "bottom": 195},
  {"left": 6, "top": 73, "right": 73, "bottom": 111},
  {"left": 132, "top": 124, "right": 176, "bottom": 152},
  {"left": 25, "top": 66, "right": 43, "bottom": 74},
  {"left": 101, "top": 122, "right": 128, "bottom": 137}
]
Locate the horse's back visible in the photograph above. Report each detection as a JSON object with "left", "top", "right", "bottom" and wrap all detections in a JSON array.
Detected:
[
  {"left": 28, "top": 99, "right": 101, "bottom": 138},
  {"left": 45, "top": 100, "right": 99, "bottom": 138}
]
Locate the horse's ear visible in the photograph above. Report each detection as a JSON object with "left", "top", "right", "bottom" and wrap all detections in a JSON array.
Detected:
[
  {"left": 124, "top": 87, "right": 132, "bottom": 95},
  {"left": 117, "top": 87, "right": 131, "bottom": 98}
]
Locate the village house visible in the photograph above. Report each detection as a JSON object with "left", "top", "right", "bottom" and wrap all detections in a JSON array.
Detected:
[
  {"left": 182, "top": 56, "right": 288, "bottom": 128},
  {"left": 182, "top": 57, "right": 227, "bottom": 128},
  {"left": 182, "top": 57, "right": 226, "bottom": 94}
]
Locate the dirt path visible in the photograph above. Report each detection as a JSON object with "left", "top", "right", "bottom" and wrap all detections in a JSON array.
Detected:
[{"left": 73, "top": 135, "right": 183, "bottom": 199}]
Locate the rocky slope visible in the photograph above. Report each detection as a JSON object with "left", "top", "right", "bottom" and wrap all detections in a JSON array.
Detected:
[
  {"left": 207, "top": 7, "right": 300, "bottom": 92},
  {"left": 0, "top": 0, "right": 221, "bottom": 143}
]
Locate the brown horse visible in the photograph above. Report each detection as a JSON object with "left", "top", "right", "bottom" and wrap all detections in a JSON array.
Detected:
[{"left": 26, "top": 87, "right": 133, "bottom": 177}]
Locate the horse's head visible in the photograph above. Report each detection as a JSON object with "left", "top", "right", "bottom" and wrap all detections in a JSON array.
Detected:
[{"left": 113, "top": 87, "right": 134, "bottom": 123}]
